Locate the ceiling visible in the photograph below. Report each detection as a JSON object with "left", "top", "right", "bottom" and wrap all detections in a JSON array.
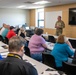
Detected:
[{"left": 0, "top": 0, "right": 76, "bottom": 9}]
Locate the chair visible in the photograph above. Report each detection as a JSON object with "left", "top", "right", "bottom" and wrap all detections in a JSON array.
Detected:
[
  {"left": 24, "top": 46, "right": 31, "bottom": 57},
  {"left": 4, "top": 37, "right": 9, "bottom": 44},
  {"left": 48, "top": 35, "right": 56, "bottom": 43},
  {"left": 68, "top": 39, "right": 76, "bottom": 48},
  {"left": 42, "top": 52, "right": 56, "bottom": 68},
  {"left": 0, "top": 35, "right": 4, "bottom": 42},
  {"left": 26, "top": 30, "right": 34, "bottom": 37},
  {"left": 62, "top": 61, "right": 76, "bottom": 75}
]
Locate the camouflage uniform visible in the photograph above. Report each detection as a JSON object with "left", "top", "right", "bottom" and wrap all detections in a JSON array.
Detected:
[{"left": 55, "top": 20, "right": 65, "bottom": 36}]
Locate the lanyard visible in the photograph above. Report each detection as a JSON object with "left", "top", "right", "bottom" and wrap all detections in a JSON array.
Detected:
[{"left": 7, "top": 53, "right": 22, "bottom": 59}]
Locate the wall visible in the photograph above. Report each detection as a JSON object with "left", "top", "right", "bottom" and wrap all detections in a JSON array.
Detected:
[
  {"left": 30, "top": 3, "right": 76, "bottom": 38},
  {"left": 0, "top": 8, "right": 30, "bottom": 27},
  {"left": 30, "top": 9, "right": 35, "bottom": 26}
]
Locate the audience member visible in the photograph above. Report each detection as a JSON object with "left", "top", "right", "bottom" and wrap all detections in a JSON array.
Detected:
[
  {"left": 0, "top": 36, "right": 38, "bottom": 75},
  {"left": 28, "top": 28, "right": 47, "bottom": 61},
  {"left": 6, "top": 26, "right": 16, "bottom": 39},
  {"left": 18, "top": 27, "right": 26, "bottom": 38},
  {"left": 1, "top": 25, "right": 10, "bottom": 39},
  {"left": 0, "top": 23, "right": 7, "bottom": 35},
  {"left": 51, "top": 35, "right": 74, "bottom": 68}
]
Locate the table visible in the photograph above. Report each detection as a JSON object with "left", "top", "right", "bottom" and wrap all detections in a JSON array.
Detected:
[
  {"left": 42, "top": 34, "right": 76, "bottom": 40},
  {"left": 0, "top": 41, "right": 8, "bottom": 53},
  {"left": 0, "top": 51, "right": 65, "bottom": 75},
  {"left": 46, "top": 42, "right": 54, "bottom": 50},
  {"left": 0, "top": 52, "right": 54, "bottom": 74},
  {"left": 23, "top": 55, "right": 55, "bottom": 74},
  {"left": 0, "top": 41, "right": 7, "bottom": 46},
  {"left": 25, "top": 37, "right": 30, "bottom": 41}
]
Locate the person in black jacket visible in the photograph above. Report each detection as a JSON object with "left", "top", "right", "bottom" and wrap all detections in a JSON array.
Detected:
[{"left": 0, "top": 36, "right": 38, "bottom": 75}]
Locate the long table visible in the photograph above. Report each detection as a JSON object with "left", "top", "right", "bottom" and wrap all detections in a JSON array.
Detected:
[
  {"left": 42, "top": 34, "right": 76, "bottom": 40},
  {"left": 0, "top": 41, "right": 8, "bottom": 53},
  {"left": 0, "top": 41, "right": 65, "bottom": 75},
  {"left": 0, "top": 52, "right": 58, "bottom": 74},
  {"left": 46, "top": 42, "right": 54, "bottom": 50}
]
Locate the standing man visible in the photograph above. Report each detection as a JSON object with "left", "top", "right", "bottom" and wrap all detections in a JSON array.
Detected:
[
  {"left": 0, "top": 36, "right": 38, "bottom": 75},
  {"left": 55, "top": 16, "right": 65, "bottom": 36}
]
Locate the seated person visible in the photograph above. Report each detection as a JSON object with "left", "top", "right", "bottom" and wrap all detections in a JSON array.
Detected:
[
  {"left": 0, "top": 23, "right": 7, "bottom": 35},
  {"left": 18, "top": 27, "right": 26, "bottom": 38},
  {"left": 28, "top": 28, "right": 47, "bottom": 61},
  {"left": 0, "top": 36, "right": 38, "bottom": 75},
  {"left": 6, "top": 26, "right": 16, "bottom": 39},
  {"left": 14, "top": 25, "right": 20, "bottom": 34},
  {"left": 1, "top": 25, "right": 10, "bottom": 39},
  {"left": 51, "top": 35, "right": 74, "bottom": 68}
]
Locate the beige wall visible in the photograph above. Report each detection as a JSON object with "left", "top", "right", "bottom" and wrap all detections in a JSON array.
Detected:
[
  {"left": 30, "top": 9, "right": 35, "bottom": 26},
  {"left": 30, "top": 3, "right": 76, "bottom": 38}
]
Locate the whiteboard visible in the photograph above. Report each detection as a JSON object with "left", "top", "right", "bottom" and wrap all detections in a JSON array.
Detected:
[{"left": 45, "top": 11, "right": 62, "bottom": 29}]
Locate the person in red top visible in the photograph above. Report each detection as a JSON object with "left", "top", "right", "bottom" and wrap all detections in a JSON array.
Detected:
[{"left": 6, "top": 26, "right": 16, "bottom": 39}]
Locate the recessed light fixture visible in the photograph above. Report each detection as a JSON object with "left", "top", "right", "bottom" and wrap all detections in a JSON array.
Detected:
[
  {"left": 33, "top": 1, "right": 50, "bottom": 4},
  {"left": 17, "top": 5, "right": 26, "bottom": 8}
]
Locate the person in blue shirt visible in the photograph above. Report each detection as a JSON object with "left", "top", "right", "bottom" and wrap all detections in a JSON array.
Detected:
[
  {"left": 1, "top": 25, "right": 10, "bottom": 39},
  {"left": 51, "top": 35, "right": 74, "bottom": 68},
  {"left": 0, "top": 54, "right": 3, "bottom": 60}
]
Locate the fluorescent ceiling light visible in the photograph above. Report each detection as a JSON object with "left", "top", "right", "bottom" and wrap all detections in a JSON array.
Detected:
[
  {"left": 33, "top": 1, "right": 50, "bottom": 4},
  {"left": 27, "top": 6, "right": 44, "bottom": 9},
  {"left": 17, "top": 5, "right": 26, "bottom": 8}
]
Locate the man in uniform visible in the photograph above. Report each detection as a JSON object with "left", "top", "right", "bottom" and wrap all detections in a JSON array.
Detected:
[{"left": 55, "top": 16, "right": 65, "bottom": 36}]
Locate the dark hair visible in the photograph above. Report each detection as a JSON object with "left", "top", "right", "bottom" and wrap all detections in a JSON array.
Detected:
[
  {"left": 35, "top": 28, "right": 43, "bottom": 35},
  {"left": 9, "top": 36, "right": 26, "bottom": 52},
  {"left": 58, "top": 16, "right": 61, "bottom": 18},
  {"left": 10, "top": 26, "right": 14, "bottom": 30}
]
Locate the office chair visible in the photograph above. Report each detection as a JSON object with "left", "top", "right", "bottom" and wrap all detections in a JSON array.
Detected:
[
  {"left": 62, "top": 61, "right": 76, "bottom": 75},
  {"left": 0, "top": 35, "right": 4, "bottom": 42},
  {"left": 26, "top": 30, "right": 34, "bottom": 37},
  {"left": 69, "top": 39, "right": 76, "bottom": 48},
  {"left": 42, "top": 52, "right": 56, "bottom": 68},
  {"left": 24, "top": 46, "right": 31, "bottom": 57},
  {"left": 48, "top": 35, "right": 56, "bottom": 43},
  {"left": 4, "top": 37, "right": 9, "bottom": 44}
]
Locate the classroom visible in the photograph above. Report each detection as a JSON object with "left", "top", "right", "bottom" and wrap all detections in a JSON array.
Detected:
[{"left": 0, "top": 0, "right": 76, "bottom": 75}]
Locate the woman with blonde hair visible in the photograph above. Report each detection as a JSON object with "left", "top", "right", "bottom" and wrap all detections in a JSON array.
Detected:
[{"left": 51, "top": 35, "right": 74, "bottom": 69}]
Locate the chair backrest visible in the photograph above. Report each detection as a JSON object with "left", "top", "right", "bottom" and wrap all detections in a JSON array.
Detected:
[
  {"left": 4, "top": 37, "right": 9, "bottom": 44},
  {"left": 42, "top": 52, "right": 56, "bottom": 68},
  {"left": 48, "top": 35, "right": 56, "bottom": 43},
  {"left": 62, "top": 61, "right": 76, "bottom": 75},
  {"left": 0, "top": 35, "right": 4, "bottom": 42},
  {"left": 69, "top": 39, "right": 76, "bottom": 48},
  {"left": 24, "top": 46, "right": 31, "bottom": 57}
]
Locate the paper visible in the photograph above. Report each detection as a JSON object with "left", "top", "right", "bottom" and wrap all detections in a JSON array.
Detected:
[
  {"left": 40, "top": 71, "right": 60, "bottom": 75},
  {"left": 0, "top": 46, "right": 4, "bottom": 49}
]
